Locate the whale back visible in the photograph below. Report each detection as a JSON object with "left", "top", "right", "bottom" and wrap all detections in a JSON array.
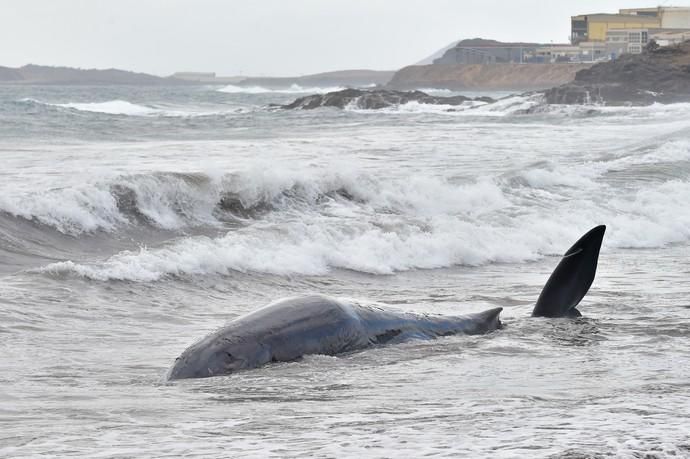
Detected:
[
  {"left": 168, "top": 295, "right": 368, "bottom": 379},
  {"left": 531, "top": 225, "right": 606, "bottom": 318}
]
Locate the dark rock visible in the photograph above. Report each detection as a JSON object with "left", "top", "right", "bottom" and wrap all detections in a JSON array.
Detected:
[
  {"left": 280, "top": 88, "right": 494, "bottom": 110},
  {"left": 543, "top": 41, "right": 690, "bottom": 106}
]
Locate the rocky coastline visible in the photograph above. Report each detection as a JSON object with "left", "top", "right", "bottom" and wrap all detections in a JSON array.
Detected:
[
  {"left": 544, "top": 41, "right": 690, "bottom": 105},
  {"left": 279, "top": 88, "right": 494, "bottom": 110}
]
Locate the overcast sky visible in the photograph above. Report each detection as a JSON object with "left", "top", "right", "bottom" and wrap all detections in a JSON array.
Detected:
[{"left": 0, "top": 0, "right": 679, "bottom": 76}]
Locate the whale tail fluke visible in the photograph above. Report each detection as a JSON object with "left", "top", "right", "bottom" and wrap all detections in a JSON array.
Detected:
[{"left": 531, "top": 225, "right": 606, "bottom": 318}]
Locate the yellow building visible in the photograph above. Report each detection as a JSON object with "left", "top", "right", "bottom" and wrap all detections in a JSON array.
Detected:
[{"left": 571, "top": 14, "right": 661, "bottom": 44}]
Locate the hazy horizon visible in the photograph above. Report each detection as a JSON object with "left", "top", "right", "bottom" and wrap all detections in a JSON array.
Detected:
[{"left": 0, "top": 0, "right": 683, "bottom": 77}]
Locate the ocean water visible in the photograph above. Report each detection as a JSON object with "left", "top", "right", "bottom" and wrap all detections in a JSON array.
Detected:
[{"left": 0, "top": 85, "right": 689, "bottom": 458}]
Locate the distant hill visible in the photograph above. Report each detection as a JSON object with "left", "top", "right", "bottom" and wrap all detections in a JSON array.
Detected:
[
  {"left": 448, "top": 38, "right": 542, "bottom": 48},
  {"left": 385, "top": 37, "right": 589, "bottom": 91},
  {"left": 414, "top": 39, "right": 461, "bottom": 66},
  {"left": 0, "top": 64, "right": 189, "bottom": 85},
  {"left": 388, "top": 63, "right": 592, "bottom": 91}
]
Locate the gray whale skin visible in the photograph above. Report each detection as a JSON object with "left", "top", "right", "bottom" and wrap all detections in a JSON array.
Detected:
[{"left": 169, "top": 225, "right": 605, "bottom": 380}]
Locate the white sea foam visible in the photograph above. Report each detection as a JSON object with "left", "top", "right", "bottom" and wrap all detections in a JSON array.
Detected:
[
  {"left": 218, "top": 84, "right": 346, "bottom": 94},
  {"left": 470, "top": 93, "right": 545, "bottom": 116},
  {"left": 0, "top": 172, "right": 223, "bottom": 234},
  {"left": 415, "top": 88, "right": 455, "bottom": 95},
  {"left": 56, "top": 100, "right": 161, "bottom": 116},
  {"left": 521, "top": 139, "right": 690, "bottom": 189},
  {"left": 608, "top": 180, "right": 690, "bottom": 248},
  {"left": 36, "top": 171, "right": 690, "bottom": 281},
  {"left": 0, "top": 168, "right": 509, "bottom": 235},
  {"left": 345, "top": 100, "right": 486, "bottom": 115},
  {"left": 6, "top": 134, "right": 690, "bottom": 277},
  {"left": 345, "top": 93, "right": 542, "bottom": 116},
  {"left": 22, "top": 98, "right": 248, "bottom": 117},
  {"left": 0, "top": 183, "right": 127, "bottom": 234},
  {"left": 40, "top": 217, "right": 548, "bottom": 281}
]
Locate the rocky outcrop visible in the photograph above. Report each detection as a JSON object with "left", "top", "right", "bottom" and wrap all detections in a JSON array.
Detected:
[
  {"left": 387, "top": 63, "right": 593, "bottom": 91},
  {"left": 280, "top": 88, "right": 494, "bottom": 110},
  {"left": 544, "top": 42, "right": 690, "bottom": 105}
]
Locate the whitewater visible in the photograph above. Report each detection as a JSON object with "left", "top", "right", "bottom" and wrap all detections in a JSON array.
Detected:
[{"left": 0, "top": 84, "right": 689, "bottom": 458}]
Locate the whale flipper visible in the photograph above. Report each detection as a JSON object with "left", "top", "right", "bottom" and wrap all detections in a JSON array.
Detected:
[{"left": 531, "top": 225, "right": 606, "bottom": 318}]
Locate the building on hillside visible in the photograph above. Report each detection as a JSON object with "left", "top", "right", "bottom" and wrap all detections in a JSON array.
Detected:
[
  {"left": 572, "top": 7, "right": 690, "bottom": 45},
  {"left": 433, "top": 46, "right": 531, "bottom": 64},
  {"left": 577, "top": 42, "right": 608, "bottom": 61},
  {"left": 618, "top": 7, "right": 662, "bottom": 17},
  {"left": 434, "top": 47, "right": 497, "bottom": 64},
  {"left": 432, "top": 39, "right": 540, "bottom": 65},
  {"left": 606, "top": 29, "right": 650, "bottom": 56},
  {"left": 620, "top": 7, "right": 690, "bottom": 28},
  {"left": 606, "top": 27, "right": 690, "bottom": 56},
  {"left": 528, "top": 45, "right": 582, "bottom": 63},
  {"left": 571, "top": 13, "right": 661, "bottom": 44},
  {"left": 523, "top": 41, "right": 609, "bottom": 63}
]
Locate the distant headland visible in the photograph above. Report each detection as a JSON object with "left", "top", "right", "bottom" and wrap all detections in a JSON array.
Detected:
[
  {"left": 0, "top": 64, "right": 395, "bottom": 88},
  {"left": 0, "top": 64, "right": 190, "bottom": 85}
]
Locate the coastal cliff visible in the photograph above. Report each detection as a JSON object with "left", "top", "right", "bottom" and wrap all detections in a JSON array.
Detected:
[{"left": 387, "top": 63, "right": 593, "bottom": 91}]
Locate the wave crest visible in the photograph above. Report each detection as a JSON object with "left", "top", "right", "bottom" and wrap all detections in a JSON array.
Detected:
[
  {"left": 218, "top": 84, "right": 346, "bottom": 94},
  {"left": 16, "top": 98, "right": 248, "bottom": 117},
  {"left": 0, "top": 169, "right": 508, "bottom": 236}
]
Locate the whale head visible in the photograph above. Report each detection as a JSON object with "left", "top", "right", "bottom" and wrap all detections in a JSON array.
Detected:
[{"left": 167, "top": 332, "right": 272, "bottom": 380}]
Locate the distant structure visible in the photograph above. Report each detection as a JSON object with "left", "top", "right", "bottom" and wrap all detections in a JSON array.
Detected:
[
  {"left": 619, "top": 6, "right": 690, "bottom": 28},
  {"left": 571, "top": 6, "right": 690, "bottom": 57},
  {"left": 433, "top": 39, "right": 605, "bottom": 65},
  {"left": 433, "top": 39, "right": 540, "bottom": 65},
  {"left": 570, "top": 13, "right": 660, "bottom": 44},
  {"left": 430, "top": 6, "right": 690, "bottom": 68}
]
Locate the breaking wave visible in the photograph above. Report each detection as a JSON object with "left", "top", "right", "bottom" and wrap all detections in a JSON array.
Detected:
[
  {"left": 39, "top": 220, "right": 545, "bottom": 281},
  {"left": 342, "top": 94, "right": 541, "bottom": 116},
  {"left": 0, "top": 168, "right": 508, "bottom": 236},
  {"left": 17, "top": 98, "right": 248, "bottom": 117},
  {"left": 341, "top": 93, "right": 690, "bottom": 119},
  {"left": 218, "top": 84, "right": 347, "bottom": 94},
  {"left": 13, "top": 136, "right": 688, "bottom": 281},
  {"left": 36, "top": 172, "right": 690, "bottom": 281},
  {"left": 55, "top": 100, "right": 161, "bottom": 116}
]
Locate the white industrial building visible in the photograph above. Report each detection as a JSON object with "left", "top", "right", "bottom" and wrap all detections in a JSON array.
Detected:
[
  {"left": 620, "top": 6, "right": 690, "bottom": 28},
  {"left": 606, "top": 27, "right": 690, "bottom": 57}
]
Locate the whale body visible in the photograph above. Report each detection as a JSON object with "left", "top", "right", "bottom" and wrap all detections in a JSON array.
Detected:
[
  {"left": 168, "top": 296, "right": 502, "bottom": 379},
  {"left": 169, "top": 225, "right": 606, "bottom": 380}
]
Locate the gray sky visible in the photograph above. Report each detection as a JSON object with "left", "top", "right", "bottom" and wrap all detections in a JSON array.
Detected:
[{"left": 0, "top": 0, "right": 679, "bottom": 76}]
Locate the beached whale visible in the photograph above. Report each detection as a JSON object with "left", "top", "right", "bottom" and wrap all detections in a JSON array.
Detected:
[{"left": 168, "top": 225, "right": 605, "bottom": 380}]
